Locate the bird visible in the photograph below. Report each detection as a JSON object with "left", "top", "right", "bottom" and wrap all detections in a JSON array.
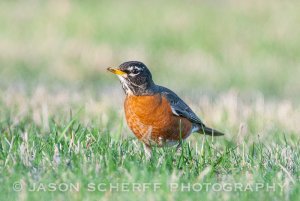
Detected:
[{"left": 107, "top": 61, "right": 224, "bottom": 156}]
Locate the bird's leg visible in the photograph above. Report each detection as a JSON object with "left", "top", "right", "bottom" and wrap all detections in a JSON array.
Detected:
[
  {"left": 143, "top": 144, "right": 152, "bottom": 160},
  {"left": 176, "top": 142, "right": 182, "bottom": 151},
  {"left": 141, "top": 126, "right": 153, "bottom": 160},
  {"left": 175, "top": 142, "right": 183, "bottom": 155},
  {"left": 176, "top": 120, "right": 184, "bottom": 155}
]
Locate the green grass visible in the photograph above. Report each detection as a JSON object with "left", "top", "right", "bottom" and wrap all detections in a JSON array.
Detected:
[
  {"left": 0, "top": 0, "right": 300, "bottom": 200},
  {"left": 0, "top": 90, "right": 299, "bottom": 200},
  {"left": 0, "top": 113, "right": 299, "bottom": 200}
]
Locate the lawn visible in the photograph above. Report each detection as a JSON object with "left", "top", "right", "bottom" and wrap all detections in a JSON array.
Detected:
[{"left": 0, "top": 0, "right": 300, "bottom": 200}]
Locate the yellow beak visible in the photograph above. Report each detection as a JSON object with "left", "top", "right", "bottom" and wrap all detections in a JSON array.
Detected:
[{"left": 107, "top": 67, "right": 127, "bottom": 76}]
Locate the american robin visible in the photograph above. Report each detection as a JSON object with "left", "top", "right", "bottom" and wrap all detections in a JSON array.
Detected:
[{"left": 107, "top": 61, "right": 224, "bottom": 154}]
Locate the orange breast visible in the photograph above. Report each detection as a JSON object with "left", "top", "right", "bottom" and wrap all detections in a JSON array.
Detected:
[{"left": 124, "top": 94, "right": 192, "bottom": 146}]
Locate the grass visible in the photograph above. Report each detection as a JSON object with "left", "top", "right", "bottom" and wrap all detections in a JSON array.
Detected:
[
  {"left": 1, "top": 114, "right": 300, "bottom": 201},
  {"left": 0, "top": 0, "right": 300, "bottom": 200},
  {"left": 0, "top": 88, "right": 299, "bottom": 200}
]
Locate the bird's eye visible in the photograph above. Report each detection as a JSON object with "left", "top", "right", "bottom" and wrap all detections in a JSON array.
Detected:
[{"left": 131, "top": 68, "right": 140, "bottom": 75}]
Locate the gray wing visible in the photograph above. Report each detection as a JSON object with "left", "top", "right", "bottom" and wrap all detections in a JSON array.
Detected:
[{"left": 159, "top": 86, "right": 204, "bottom": 125}]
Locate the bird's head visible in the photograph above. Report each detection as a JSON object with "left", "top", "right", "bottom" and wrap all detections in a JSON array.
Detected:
[{"left": 107, "top": 61, "right": 156, "bottom": 95}]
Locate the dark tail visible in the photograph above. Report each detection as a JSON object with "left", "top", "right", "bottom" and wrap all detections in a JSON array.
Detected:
[{"left": 198, "top": 125, "right": 225, "bottom": 136}]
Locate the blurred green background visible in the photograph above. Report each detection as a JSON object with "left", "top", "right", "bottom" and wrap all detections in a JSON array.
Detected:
[
  {"left": 1, "top": 1, "right": 300, "bottom": 201},
  {"left": 1, "top": 0, "right": 299, "bottom": 100}
]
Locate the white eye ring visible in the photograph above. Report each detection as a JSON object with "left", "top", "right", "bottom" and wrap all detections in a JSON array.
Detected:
[{"left": 129, "top": 67, "right": 141, "bottom": 76}]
